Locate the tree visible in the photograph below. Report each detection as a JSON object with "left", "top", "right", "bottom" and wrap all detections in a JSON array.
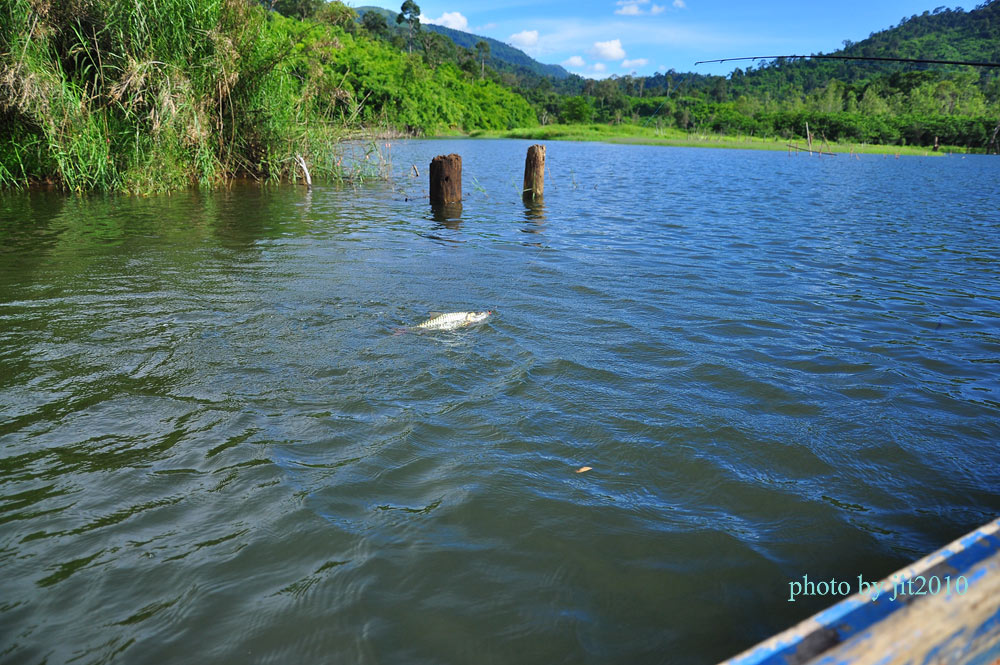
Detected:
[
  {"left": 709, "top": 76, "right": 728, "bottom": 102},
  {"left": 396, "top": 0, "right": 421, "bottom": 53},
  {"left": 475, "top": 40, "right": 490, "bottom": 80},
  {"left": 362, "top": 11, "right": 389, "bottom": 38},
  {"left": 859, "top": 86, "right": 890, "bottom": 115},
  {"left": 273, "top": 0, "right": 322, "bottom": 19},
  {"left": 561, "top": 96, "right": 593, "bottom": 124},
  {"left": 316, "top": 2, "right": 357, "bottom": 30},
  {"left": 420, "top": 32, "right": 454, "bottom": 67}
]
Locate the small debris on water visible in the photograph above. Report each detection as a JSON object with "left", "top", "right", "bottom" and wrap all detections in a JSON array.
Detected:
[{"left": 575, "top": 466, "right": 592, "bottom": 474}]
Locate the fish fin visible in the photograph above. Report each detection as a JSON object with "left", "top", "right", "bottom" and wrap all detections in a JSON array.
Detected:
[
  {"left": 428, "top": 311, "right": 444, "bottom": 318},
  {"left": 393, "top": 327, "right": 410, "bottom": 336}
]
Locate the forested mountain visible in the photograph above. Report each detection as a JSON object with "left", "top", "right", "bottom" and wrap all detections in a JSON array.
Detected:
[
  {"left": 339, "top": 0, "right": 999, "bottom": 149},
  {"left": 424, "top": 24, "right": 569, "bottom": 80},
  {"left": 516, "top": 1, "right": 1000, "bottom": 149},
  {"left": 353, "top": 6, "right": 570, "bottom": 80},
  {"left": 714, "top": 1, "right": 1000, "bottom": 99},
  {"left": 341, "top": 1, "right": 1000, "bottom": 104}
]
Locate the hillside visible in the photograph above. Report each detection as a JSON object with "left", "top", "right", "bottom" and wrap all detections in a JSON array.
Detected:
[
  {"left": 489, "top": 2, "right": 998, "bottom": 150},
  {"left": 354, "top": 6, "right": 570, "bottom": 80},
  {"left": 424, "top": 24, "right": 569, "bottom": 80},
  {"left": 715, "top": 1, "right": 1000, "bottom": 98}
]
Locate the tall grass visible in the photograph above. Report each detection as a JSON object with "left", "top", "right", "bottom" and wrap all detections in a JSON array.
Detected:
[{"left": 0, "top": 0, "right": 357, "bottom": 193}]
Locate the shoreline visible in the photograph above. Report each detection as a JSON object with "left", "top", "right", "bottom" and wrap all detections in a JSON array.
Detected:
[{"left": 456, "top": 125, "right": 984, "bottom": 157}]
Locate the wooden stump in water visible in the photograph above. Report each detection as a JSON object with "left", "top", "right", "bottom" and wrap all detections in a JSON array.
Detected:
[
  {"left": 429, "top": 154, "right": 462, "bottom": 204},
  {"left": 522, "top": 144, "right": 545, "bottom": 201}
]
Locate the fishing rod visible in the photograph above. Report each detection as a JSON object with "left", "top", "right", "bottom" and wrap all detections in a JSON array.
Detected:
[{"left": 695, "top": 54, "right": 1000, "bottom": 68}]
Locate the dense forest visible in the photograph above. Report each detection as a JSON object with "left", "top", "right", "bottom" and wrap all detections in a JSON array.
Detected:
[{"left": 1, "top": 0, "right": 998, "bottom": 192}]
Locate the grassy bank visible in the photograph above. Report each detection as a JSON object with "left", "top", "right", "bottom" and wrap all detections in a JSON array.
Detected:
[
  {"left": 0, "top": 0, "right": 534, "bottom": 194},
  {"left": 468, "top": 124, "right": 970, "bottom": 156},
  {"left": 1, "top": 0, "right": 312, "bottom": 193}
]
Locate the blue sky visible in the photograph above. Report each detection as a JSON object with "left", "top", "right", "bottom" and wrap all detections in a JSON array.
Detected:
[{"left": 361, "top": 0, "right": 952, "bottom": 77}]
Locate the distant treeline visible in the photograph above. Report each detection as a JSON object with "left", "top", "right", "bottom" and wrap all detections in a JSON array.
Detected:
[
  {"left": 668, "top": 106, "right": 995, "bottom": 147},
  {"left": 542, "top": 70, "right": 999, "bottom": 147}
]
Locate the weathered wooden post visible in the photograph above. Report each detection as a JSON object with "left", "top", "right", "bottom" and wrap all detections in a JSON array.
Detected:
[
  {"left": 429, "top": 154, "right": 462, "bottom": 203},
  {"left": 522, "top": 144, "right": 545, "bottom": 201}
]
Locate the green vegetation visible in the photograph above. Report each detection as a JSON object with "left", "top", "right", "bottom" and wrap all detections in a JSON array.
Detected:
[
  {"left": 354, "top": 6, "right": 571, "bottom": 80},
  {"left": 0, "top": 0, "right": 534, "bottom": 193},
  {"left": 507, "top": 2, "right": 1000, "bottom": 151},
  {"left": 583, "top": 90, "right": 997, "bottom": 147},
  {"left": 307, "top": 22, "right": 535, "bottom": 132},
  {"left": 1, "top": 0, "right": 997, "bottom": 193},
  {"left": 472, "top": 124, "right": 962, "bottom": 156},
  {"left": 347, "top": 1, "right": 1000, "bottom": 153},
  {"left": 395, "top": 0, "right": 420, "bottom": 53}
]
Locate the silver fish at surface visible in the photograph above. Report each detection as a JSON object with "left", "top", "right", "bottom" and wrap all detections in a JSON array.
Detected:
[{"left": 413, "top": 311, "right": 493, "bottom": 331}]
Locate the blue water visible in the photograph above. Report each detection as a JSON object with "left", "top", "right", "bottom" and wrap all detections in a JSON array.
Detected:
[{"left": 1, "top": 140, "right": 998, "bottom": 664}]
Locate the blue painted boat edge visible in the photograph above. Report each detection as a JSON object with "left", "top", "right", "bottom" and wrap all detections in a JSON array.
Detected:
[{"left": 720, "top": 517, "right": 1000, "bottom": 665}]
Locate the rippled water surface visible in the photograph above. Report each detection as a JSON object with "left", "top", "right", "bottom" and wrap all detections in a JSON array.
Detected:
[{"left": 2, "top": 140, "right": 999, "bottom": 664}]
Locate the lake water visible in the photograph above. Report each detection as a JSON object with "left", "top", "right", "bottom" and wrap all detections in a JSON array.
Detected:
[{"left": 1, "top": 139, "right": 998, "bottom": 664}]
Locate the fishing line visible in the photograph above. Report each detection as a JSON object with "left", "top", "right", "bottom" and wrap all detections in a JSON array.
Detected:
[
  {"left": 695, "top": 54, "right": 1000, "bottom": 68},
  {"left": 487, "top": 175, "right": 561, "bottom": 313},
  {"left": 492, "top": 236, "right": 552, "bottom": 313},
  {"left": 641, "top": 72, "right": 687, "bottom": 129}
]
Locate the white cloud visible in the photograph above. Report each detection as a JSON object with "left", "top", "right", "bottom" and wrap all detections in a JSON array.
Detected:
[
  {"left": 420, "top": 11, "right": 469, "bottom": 31},
  {"left": 622, "top": 58, "right": 649, "bottom": 68},
  {"left": 508, "top": 29, "right": 540, "bottom": 49},
  {"left": 589, "top": 38, "right": 626, "bottom": 60},
  {"left": 672, "top": 0, "right": 686, "bottom": 7},
  {"left": 483, "top": 17, "right": 754, "bottom": 62},
  {"left": 593, "top": 63, "right": 607, "bottom": 72},
  {"left": 651, "top": 4, "right": 667, "bottom": 13},
  {"left": 562, "top": 55, "right": 586, "bottom": 67},
  {"left": 615, "top": 3, "right": 642, "bottom": 15}
]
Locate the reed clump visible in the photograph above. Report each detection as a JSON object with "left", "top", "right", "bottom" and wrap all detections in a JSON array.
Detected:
[{"left": 0, "top": 0, "right": 356, "bottom": 193}]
